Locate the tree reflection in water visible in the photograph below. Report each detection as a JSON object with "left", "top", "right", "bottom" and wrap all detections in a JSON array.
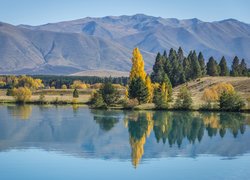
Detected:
[
  {"left": 91, "top": 110, "right": 120, "bottom": 131},
  {"left": 124, "top": 111, "right": 248, "bottom": 167},
  {"left": 7, "top": 105, "right": 32, "bottom": 120}
]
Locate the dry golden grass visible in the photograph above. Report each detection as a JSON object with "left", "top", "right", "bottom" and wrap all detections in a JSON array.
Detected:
[
  {"left": 0, "top": 89, "right": 91, "bottom": 104},
  {"left": 172, "top": 76, "right": 250, "bottom": 109}
]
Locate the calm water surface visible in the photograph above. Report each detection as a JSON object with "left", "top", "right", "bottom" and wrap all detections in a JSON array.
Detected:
[{"left": 0, "top": 105, "right": 250, "bottom": 180}]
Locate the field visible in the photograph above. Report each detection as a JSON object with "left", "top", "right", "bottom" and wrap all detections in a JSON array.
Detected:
[{"left": 0, "top": 89, "right": 92, "bottom": 104}]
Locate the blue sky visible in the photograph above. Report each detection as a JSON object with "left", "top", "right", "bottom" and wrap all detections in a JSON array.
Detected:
[{"left": 0, "top": 0, "right": 249, "bottom": 25}]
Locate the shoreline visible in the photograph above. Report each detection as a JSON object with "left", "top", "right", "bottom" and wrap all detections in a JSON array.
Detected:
[{"left": 1, "top": 100, "right": 249, "bottom": 113}]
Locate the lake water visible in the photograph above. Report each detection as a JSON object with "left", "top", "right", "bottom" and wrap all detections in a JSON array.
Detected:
[{"left": 0, "top": 105, "right": 250, "bottom": 180}]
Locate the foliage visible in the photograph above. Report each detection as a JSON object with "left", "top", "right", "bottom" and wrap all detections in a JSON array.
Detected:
[
  {"left": 219, "top": 56, "right": 229, "bottom": 76},
  {"left": 12, "top": 87, "right": 32, "bottom": 103},
  {"left": 174, "top": 86, "right": 193, "bottom": 109},
  {"left": 17, "top": 75, "right": 44, "bottom": 89},
  {"left": 129, "top": 47, "right": 147, "bottom": 81},
  {"left": 73, "top": 89, "right": 79, "bottom": 98},
  {"left": 70, "top": 80, "right": 89, "bottom": 89},
  {"left": 145, "top": 75, "right": 153, "bottom": 103},
  {"left": 151, "top": 52, "right": 165, "bottom": 83},
  {"left": 128, "top": 77, "right": 148, "bottom": 104},
  {"left": 219, "top": 91, "right": 245, "bottom": 111},
  {"left": 153, "top": 82, "right": 169, "bottom": 109},
  {"left": 61, "top": 84, "right": 67, "bottom": 89},
  {"left": 99, "top": 82, "right": 120, "bottom": 106},
  {"left": 90, "top": 91, "right": 106, "bottom": 108},
  {"left": 231, "top": 56, "right": 240, "bottom": 76},
  {"left": 206, "top": 57, "right": 219, "bottom": 76},
  {"left": 6, "top": 88, "right": 14, "bottom": 96},
  {"left": 198, "top": 52, "right": 206, "bottom": 76},
  {"left": 90, "top": 82, "right": 121, "bottom": 108},
  {"left": 0, "top": 81, "right": 6, "bottom": 88},
  {"left": 202, "top": 82, "right": 235, "bottom": 104}
]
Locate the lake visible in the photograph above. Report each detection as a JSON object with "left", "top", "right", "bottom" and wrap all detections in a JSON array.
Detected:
[{"left": 0, "top": 105, "right": 250, "bottom": 180}]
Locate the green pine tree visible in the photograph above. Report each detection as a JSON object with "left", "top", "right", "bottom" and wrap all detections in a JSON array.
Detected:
[
  {"left": 198, "top": 52, "right": 206, "bottom": 76},
  {"left": 219, "top": 56, "right": 229, "bottom": 76},
  {"left": 190, "top": 51, "right": 202, "bottom": 79},
  {"left": 206, "top": 57, "right": 219, "bottom": 76},
  {"left": 240, "top": 59, "right": 248, "bottom": 76},
  {"left": 128, "top": 77, "right": 148, "bottom": 104},
  {"left": 73, "top": 88, "right": 79, "bottom": 98},
  {"left": 231, "top": 56, "right": 240, "bottom": 76},
  {"left": 151, "top": 52, "right": 165, "bottom": 83}
]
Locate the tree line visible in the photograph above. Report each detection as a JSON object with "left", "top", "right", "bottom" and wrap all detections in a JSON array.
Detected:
[{"left": 151, "top": 47, "right": 249, "bottom": 87}]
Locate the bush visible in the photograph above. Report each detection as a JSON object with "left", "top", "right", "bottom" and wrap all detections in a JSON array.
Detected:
[
  {"left": 123, "top": 98, "right": 139, "bottom": 109},
  {"left": 99, "top": 82, "right": 120, "bottom": 106},
  {"left": 219, "top": 92, "right": 245, "bottom": 111},
  {"left": 6, "top": 88, "right": 14, "bottom": 96},
  {"left": 174, "top": 86, "right": 193, "bottom": 110},
  {"left": 90, "top": 91, "right": 106, "bottom": 108},
  {"left": 13, "top": 87, "right": 32, "bottom": 103},
  {"left": 73, "top": 89, "right": 79, "bottom": 98},
  {"left": 61, "top": 84, "right": 67, "bottom": 89}
]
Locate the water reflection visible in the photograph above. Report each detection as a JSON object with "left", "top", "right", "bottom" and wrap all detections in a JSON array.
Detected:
[
  {"left": 124, "top": 111, "right": 249, "bottom": 166},
  {"left": 92, "top": 110, "right": 120, "bottom": 131},
  {"left": 7, "top": 105, "right": 32, "bottom": 120},
  {"left": 124, "top": 112, "right": 154, "bottom": 167},
  {"left": 0, "top": 105, "right": 250, "bottom": 168}
]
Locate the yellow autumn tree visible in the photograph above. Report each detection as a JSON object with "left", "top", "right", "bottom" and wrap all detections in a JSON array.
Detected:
[
  {"left": 129, "top": 47, "right": 147, "bottom": 81},
  {"left": 13, "top": 87, "right": 32, "bottom": 103},
  {"left": 145, "top": 75, "right": 153, "bottom": 103}
]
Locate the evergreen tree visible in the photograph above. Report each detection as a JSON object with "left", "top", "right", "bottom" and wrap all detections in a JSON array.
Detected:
[
  {"left": 219, "top": 56, "right": 229, "bottom": 76},
  {"left": 183, "top": 57, "right": 191, "bottom": 81},
  {"left": 198, "top": 52, "right": 206, "bottom": 76},
  {"left": 153, "top": 82, "right": 169, "bottom": 109},
  {"left": 163, "top": 74, "right": 172, "bottom": 100},
  {"left": 164, "top": 55, "right": 172, "bottom": 78},
  {"left": 128, "top": 77, "right": 148, "bottom": 104},
  {"left": 240, "top": 59, "right": 248, "bottom": 76},
  {"left": 177, "top": 47, "right": 184, "bottom": 63},
  {"left": 99, "top": 82, "right": 120, "bottom": 106},
  {"left": 190, "top": 51, "right": 202, "bottom": 79},
  {"left": 231, "top": 56, "right": 240, "bottom": 76},
  {"left": 73, "top": 88, "right": 79, "bottom": 98},
  {"left": 151, "top": 52, "right": 165, "bottom": 83},
  {"left": 168, "top": 48, "right": 184, "bottom": 86},
  {"left": 174, "top": 86, "right": 193, "bottom": 110},
  {"left": 206, "top": 57, "right": 219, "bottom": 76}
]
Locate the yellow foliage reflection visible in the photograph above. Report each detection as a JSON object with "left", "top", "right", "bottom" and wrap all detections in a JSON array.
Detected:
[
  {"left": 9, "top": 105, "right": 32, "bottom": 120},
  {"left": 126, "top": 111, "right": 154, "bottom": 168}
]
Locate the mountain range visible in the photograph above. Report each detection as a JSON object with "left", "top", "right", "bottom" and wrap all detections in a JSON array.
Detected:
[{"left": 0, "top": 14, "right": 250, "bottom": 75}]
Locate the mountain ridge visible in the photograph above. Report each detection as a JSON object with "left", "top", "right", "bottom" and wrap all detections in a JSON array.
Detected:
[{"left": 1, "top": 14, "right": 250, "bottom": 75}]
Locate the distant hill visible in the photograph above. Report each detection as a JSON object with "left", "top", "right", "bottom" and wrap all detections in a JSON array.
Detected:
[{"left": 1, "top": 14, "right": 250, "bottom": 75}]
